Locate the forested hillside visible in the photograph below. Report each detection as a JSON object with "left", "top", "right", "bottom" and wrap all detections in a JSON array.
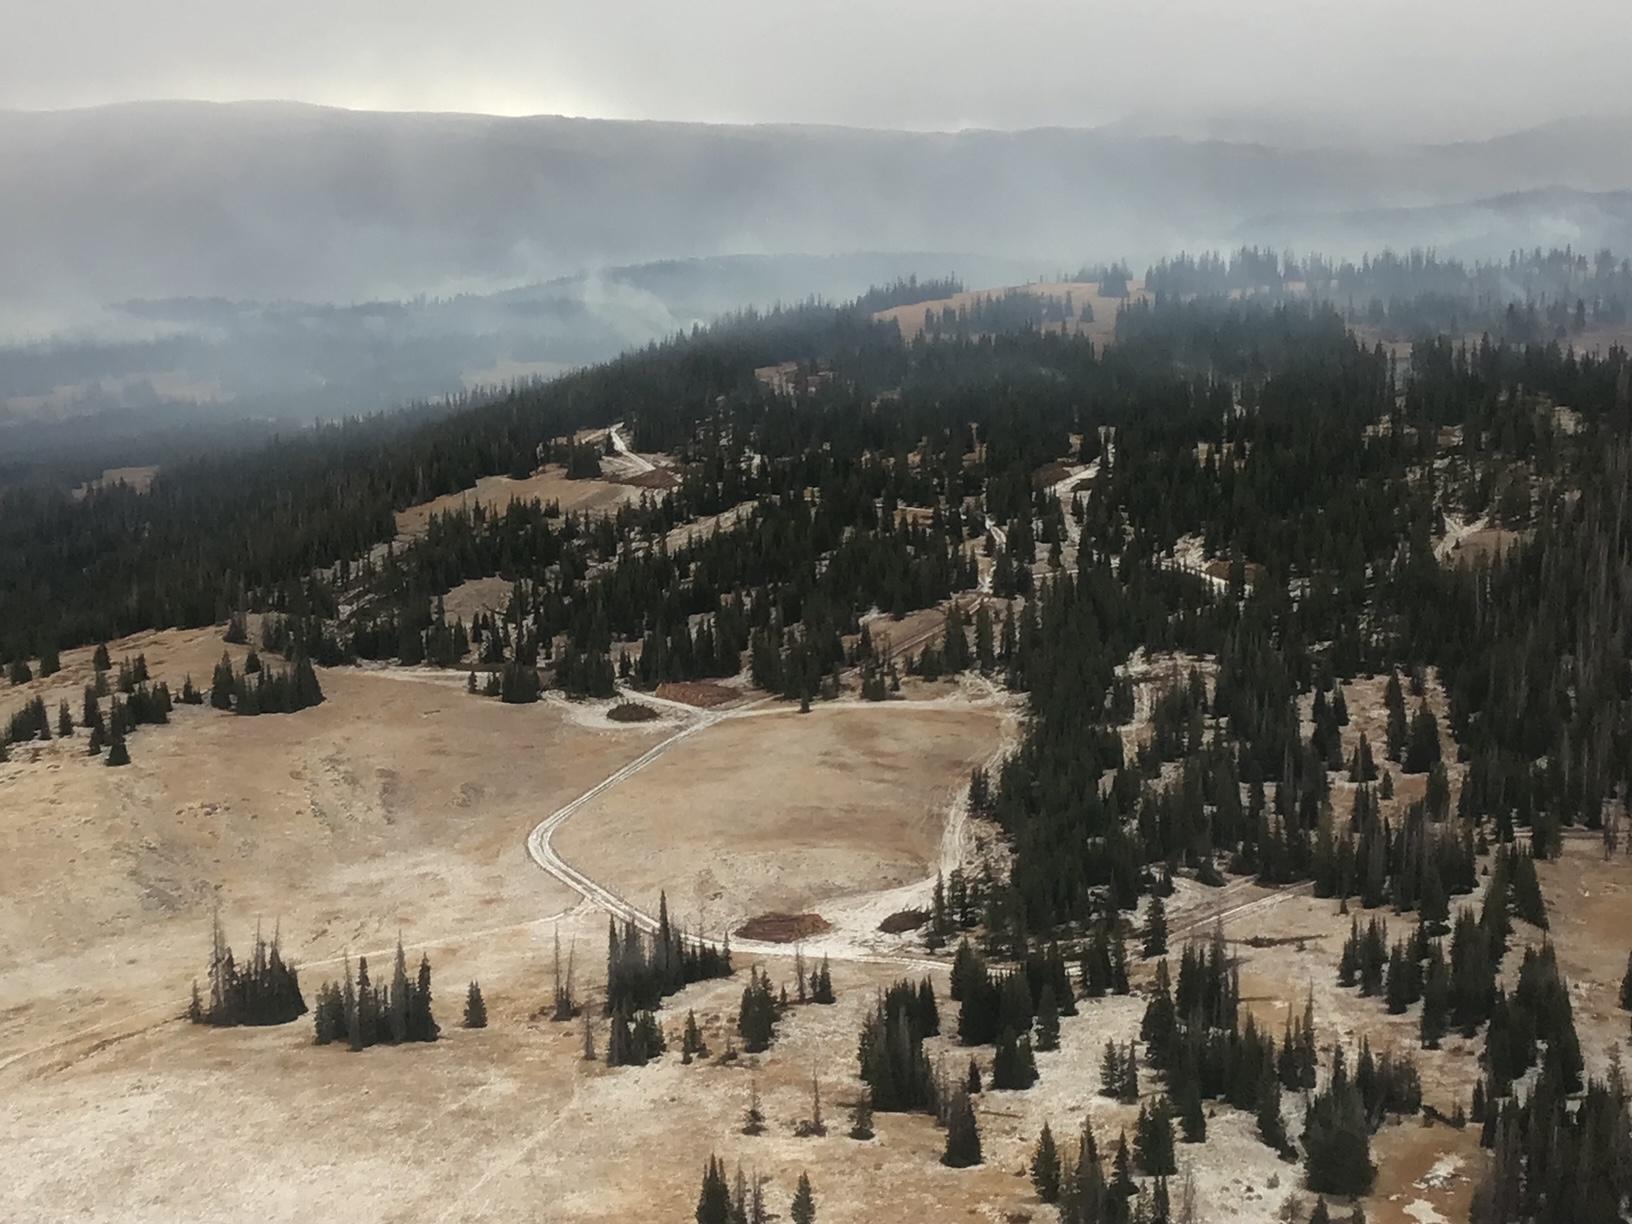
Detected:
[{"left": 6, "top": 260, "right": 1632, "bottom": 1217}]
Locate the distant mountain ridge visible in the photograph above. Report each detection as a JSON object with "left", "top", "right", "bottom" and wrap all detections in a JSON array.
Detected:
[
  {"left": 5, "top": 102, "right": 1632, "bottom": 318},
  {"left": 1240, "top": 186, "right": 1632, "bottom": 261}
]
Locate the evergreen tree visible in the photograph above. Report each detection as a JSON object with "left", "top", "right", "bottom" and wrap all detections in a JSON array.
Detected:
[
  {"left": 848, "top": 1095, "right": 874, "bottom": 1140},
  {"left": 1035, "top": 984, "right": 1061, "bottom": 1051},
  {"left": 1303, "top": 1050, "right": 1374, "bottom": 1197},
  {"left": 696, "top": 1157, "right": 732, "bottom": 1224},
  {"left": 463, "top": 981, "right": 487, "bottom": 1029},
  {"left": 1134, "top": 1097, "right": 1177, "bottom": 1176},
  {"left": 790, "top": 1172, "right": 816, "bottom": 1224},
  {"left": 1031, "top": 1121, "right": 1062, "bottom": 1202},
  {"left": 742, "top": 1079, "right": 766, "bottom": 1135},
  {"left": 942, "top": 1088, "right": 983, "bottom": 1167},
  {"left": 1143, "top": 895, "right": 1168, "bottom": 958}
]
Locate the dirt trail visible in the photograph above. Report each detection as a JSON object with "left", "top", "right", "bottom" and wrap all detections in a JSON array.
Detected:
[{"left": 524, "top": 683, "right": 1020, "bottom": 972}]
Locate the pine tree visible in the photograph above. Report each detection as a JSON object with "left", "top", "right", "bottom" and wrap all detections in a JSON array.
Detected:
[
  {"left": 390, "top": 940, "right": 411, "bottom": 1044},
  {"left": 742, "top": 1078, "right": 766, "bottom": 1135},
  {"left": 682, "top": 1009, "right": 707, "bottom": 1063},
  {"left": 1031, "top": 1121, "right": 1062, "bottom": 1202},
  {"left": 1404, "top": 703, "right": 1441, "bottom": 774},
  {"left": 1384, "top": 673, "right": 1408, "bottom": 761},
  {"left": 105, "top": 727, "right": 130, "bottom": 767},
  {"left": 1111, "top": 925, "right": 1131, "bottom": 994},
  {"left": 463, "top": 981, "right": 487, "bottom": 1028},
  {"left": 1111, "top": 1131, "right": 1137, "bottom": 1198},
  {"left": 1420, "top": 946, "right": 1449, "bottom": 1048},
  {"left": 1349, "top": 732, "right": 1377, "bottom": 783},
  {"left": 1135, "top": 1096, "right": 1177, "bottom": 1175},
  {"left": 848, "top": 1095, "right": 874, "bottom": 1140},
  {"left": 696, "top": 1156, "right": 733, "bottom": 1224},
  {"left": 1143, "top": 895, "right": 1168, "bottom": 958},
  {"left": 811, "top": 956, "right": 835, "bottom": 1004},
  {"left": 941, "top": 1088, "right": 982, "bottom": 1167},
  {"left": 1256, "top": 1059, "right": 1286, "bottom": 1151},
  {"left": 1100, "top": 1038, "right": 1124, "bottom": 1098},
  {"left": 412, "top": 953, "right": 440, "bottom": 1042},
  {"left": 1178, "top": 1069, "right": 1207, "bottom": 1142},
  {"left": 1035, "top": 984, "right": 1061, "bottom": 1051},
  {"left": 1303, "top": 1050, "right": 1375, "bottom": 1196},
  {"left": 790, "top": 1172, "right": 816, "bottom": 1224}
]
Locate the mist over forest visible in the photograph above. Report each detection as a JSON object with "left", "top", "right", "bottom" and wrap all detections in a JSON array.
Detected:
[{"left": 5, "top": 100, "right": 1632, "bottom": 468}]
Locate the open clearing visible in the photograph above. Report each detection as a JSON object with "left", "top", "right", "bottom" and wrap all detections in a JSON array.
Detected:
[
  {"left": 553, "top": 702, "right": 1004, "bottom": 931},
  {"left": 70, "top": 464, "right": 160, "bottom": 499},
  {"left": 873, "top": 280, "right": 1151, "bottom": 344},
  {"left": 0, "top": 626, "right": 666, "bottom": 1080},
  {"left": 394, "top": 466, "right": 643, "bottom": 539},
  {"left": 3, "top": 623, "right": 1628, "bottom": 1223}
]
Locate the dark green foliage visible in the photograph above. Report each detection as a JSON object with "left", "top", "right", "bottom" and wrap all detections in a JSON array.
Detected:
[
  {"left": 1403, "top": 702, "right": 1442, "bottom": 774},
  {"left": 858, "top": 978, "right": 939, "bottom": 1112},
  {"left": 1470, "top": 1060, "right": 1631, "bottom": 1224},
  {"left": 311, "top": 942, "right": 438, "bottom": 1048},
  {"left": 194, "top": 912, "right": 306, "bottom": 1028},
  {"left": 941, "top": 1088, "right": 982, "bottom": 1167},
  {"left": 604, "top": 900, "right": 732, "bottom": 1016},
  {"left": 1482, "top": 943, "right": 1583, "bottom": 1098},
  {"left": 790, "top": 1171, "right": 815, "bottom": 1224},
  {"left": 604, "top": 1006, "right": 666, "bottom": 1067},
  {"left": 809, "top": 955, "right": 835, "bottom": 1004},
  {"left": 462, "top": 981, "right": 487, "bottom": 1029},
  {"left": 848, "top": 1095, "right": 874, "bottom": 1140},
  {"left": 1303, "top": 1049, "right": 1375, "bottom": 1197},
  {"left": 1134, "top": 1096, "right": 1177, "bottom": 1175},
  {"left": 680, "top": 1009, "right": 707, "bottom": 1063},
  {"left": 1142, "top": 894, "right": 1168, "bottom": 958},
  {"left": 498, "top": 658, "right": 541, "bottom": 703},
  {"left": 695, "top": 1156, "right": 732, "bottom": 1224},
  {"left": 1034, "top": 984, "right": 1060, "bottom": 1052},
  {"left": 992, "top": 1026, "right": 1039, "bottom": 1090},
  {"left": 203, "top": 650, "right": 324, "bottom": 715},
  {"left": 737, "top": 967, "right": 780, "bottom": 1053},
  {"left": 1031, "top": 1122, "right": 1062, "bottom": 1202}
]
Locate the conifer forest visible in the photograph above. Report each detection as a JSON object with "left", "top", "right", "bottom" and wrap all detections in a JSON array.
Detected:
[{"left": 5, "top": 244, "right": 1632, "bottom": 1224}]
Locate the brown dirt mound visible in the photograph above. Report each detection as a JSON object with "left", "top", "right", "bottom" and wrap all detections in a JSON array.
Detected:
[
  {"left": 654, "top": 681, "right": 737, "bottom": 708},
  {"left": 607, "top": 701, "right": 660, "bottom": 723},
  {"left": 877, "top": 909, "right": 930, "bottom": 934},
  {"left": 735, "top": 912, "right": 832, "bottom": 943}
]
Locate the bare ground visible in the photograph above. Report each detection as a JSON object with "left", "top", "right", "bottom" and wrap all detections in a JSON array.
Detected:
[{"left": 394, "top": 466, "right": 642, "bottom": 539}]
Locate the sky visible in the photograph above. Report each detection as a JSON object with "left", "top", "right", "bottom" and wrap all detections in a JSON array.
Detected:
[{"left": 4, "top": 0, "right": 1631, "bottom": 141}]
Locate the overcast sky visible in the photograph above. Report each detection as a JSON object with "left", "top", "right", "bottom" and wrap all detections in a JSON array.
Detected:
[{"left": 5, "top": 0, "right": 1630, "bottom": 140}]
